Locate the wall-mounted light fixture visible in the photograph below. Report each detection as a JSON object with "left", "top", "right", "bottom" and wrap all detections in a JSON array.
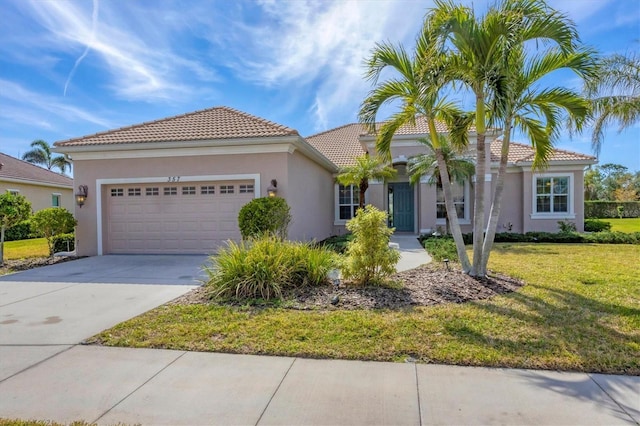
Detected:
[
  {"left": 75, "top": 185, "right": 88, "bottom": 208},
  {"left": 267, "top": 179, "right": 278, "bottom": 197}
]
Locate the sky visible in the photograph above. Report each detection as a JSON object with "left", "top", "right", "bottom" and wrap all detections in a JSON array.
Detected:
[{"left": 1, "top": 0, "right": 639, "bottom": 176}]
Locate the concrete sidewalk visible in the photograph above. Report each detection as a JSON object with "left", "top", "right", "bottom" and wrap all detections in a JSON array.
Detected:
[
  {"left": 391, "top": 234, "right": 432, "bottom": 271},
  {"left": 0, "top": 345, "right": 637, "bottom": 425}
]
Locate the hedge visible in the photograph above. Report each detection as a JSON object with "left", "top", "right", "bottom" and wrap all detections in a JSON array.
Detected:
[
  {"left": 420, "top": 231, "right": 640, "bottom": 245},
  {"left": 3, "top": 220, "right": 35, "bottom": 242},
  {"left": 584, "top": 201, "right": 640, "bottom": 218},
  {"left": 52, "top": 233, "right": 75, "bottom": 253}
]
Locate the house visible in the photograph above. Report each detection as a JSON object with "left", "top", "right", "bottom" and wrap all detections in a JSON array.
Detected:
[
  {"left": 0, "top": 152, "right": 74, "bottom": 212},
  {"left": 54, "top": 106, "right": 595, "bottom": 257}
]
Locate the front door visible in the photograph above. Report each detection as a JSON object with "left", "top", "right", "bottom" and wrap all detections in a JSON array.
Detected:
[{"left": 389, "top": 182, "right": 414, "bottom": 232}]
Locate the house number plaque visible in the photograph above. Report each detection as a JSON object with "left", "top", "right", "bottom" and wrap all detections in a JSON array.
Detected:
[{"left": 167, "top": 176, "right": 181, "bottom": 182}]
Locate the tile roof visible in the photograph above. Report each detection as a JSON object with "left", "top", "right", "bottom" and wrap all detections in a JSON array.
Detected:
[
  {"left": 54, "top": 106, "right": 299, "bottom": 147},
  {"left": 0, "top": 152, "right": 73, "bottom": 187},
  {"left": 306, "top": 123, "right": 367, "bottom": 167},
  {"left": 490, "top": 140, "right": 596, "bottom": 164}
]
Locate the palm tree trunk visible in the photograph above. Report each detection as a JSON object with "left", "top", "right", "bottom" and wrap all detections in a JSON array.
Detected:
[
  {"left": 0, "top": 224, "right": 5, "bottom": 267},
  {"left": 435, "top": 149, "right": 472, "bottom": 273},
  {"left": 480, "top": 120, "right": 512, "bottom": 276},
  {"left": 359, "top": 180, "right": 368, "bottom": 209},
  {"left": 471, "top": 95, "right": 487, "bottom": 277}
]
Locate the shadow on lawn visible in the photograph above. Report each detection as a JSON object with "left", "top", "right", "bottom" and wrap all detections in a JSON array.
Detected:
[{"left": 445, "top": 286, "right": 640, "bottom": 375}]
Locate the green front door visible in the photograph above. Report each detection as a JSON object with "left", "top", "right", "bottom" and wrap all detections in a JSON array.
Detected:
[{"left": 389, "top": 182, "right": 414, "bottom": 232}]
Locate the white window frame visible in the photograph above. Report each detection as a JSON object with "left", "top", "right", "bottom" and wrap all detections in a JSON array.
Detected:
[
  {"left": 435, "top": 181, "right": 471, "bottom": 225},
  {"left": 334, "top": 183, "right": 362, "bottom": 225},
  {"left": 531, "top": 173, "right": 575, "bottom": 219},
  {"left": 51, "top": 193, "right": 61, "bottom": 207},
  {"left": 8, "top": 189, "right": 20, "bottom": 195}
]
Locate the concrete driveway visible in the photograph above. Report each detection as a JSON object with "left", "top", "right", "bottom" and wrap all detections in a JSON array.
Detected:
[{"left": 0, "top": 255, "right": 202, "bottom": 380}]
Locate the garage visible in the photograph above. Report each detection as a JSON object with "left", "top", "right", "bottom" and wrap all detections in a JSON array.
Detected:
[{"left": 106, "top": 180, "right": 255, "bottom": 254}]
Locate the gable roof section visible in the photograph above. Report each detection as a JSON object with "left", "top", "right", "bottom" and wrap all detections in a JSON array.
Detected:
[
  {"left": 0, "top": 152, "right": 73, "bottom": 188},
  {"left": 490, "top": 140, "right": 596, "bottom": 164},
  {"left": 54, "top": 106, "right": 299, "bottom": 148}
]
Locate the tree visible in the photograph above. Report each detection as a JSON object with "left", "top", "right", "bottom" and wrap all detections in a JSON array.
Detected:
[
  {"left": 359, "top": 18, "right": 474, "bottom": 272},
  {"left": 584, "top": 164, "right": 639, "bottom": 201},
  {"left": 31, "top": 208, "right": 76, "bottom": 257},
  {"left": 407, "top": 135, "right": 475, "bottom": 233},
  {"left": 425, "top": 0, "right": 587, "bottom": 276},
  {"left": 337, "top": 154, "right": 396, "bottom": 209},
  {"left": 22, "top": 140, "right": 71, "bottom": 174},
  {"left": 480, "top": 45, "right": 595, "bottom": 275},
  {"left": 0, "top": 192, "right": 32, "bottom": 266},
  {"left": 584, "top": 52, "right": 640, "bottom": 156}
]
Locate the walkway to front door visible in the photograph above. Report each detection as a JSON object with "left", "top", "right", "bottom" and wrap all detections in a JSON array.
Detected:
[{"left": 388, "top": 182, "right": 414, "bottom": 232}]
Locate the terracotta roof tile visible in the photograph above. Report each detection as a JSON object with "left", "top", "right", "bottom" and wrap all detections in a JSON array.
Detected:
[
  {"left": 54, "top": 106, "right": 299, "bottom": 147},
  {"left": 0, "top": 152, "right": 73, "bottom": 187},
  {"left": 306, "top": 123, "right": 367, "bottom": 167},
  {"left": 490, "top": 140, "right": 596, "bottom": 164}
]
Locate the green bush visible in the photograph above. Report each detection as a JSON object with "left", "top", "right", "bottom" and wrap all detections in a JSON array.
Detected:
[
  {"left": 317, "top": 233, "right": 354, "bottom": 254},
  {"left": 583, "top": 231, "right": 640, "bottom": 244},
  {"left": 584, "top": 219, "right": 612, "bottom": 232},
  {"left": 341, "top": 205, "right": 400, "bottom": 286},
  {"left": 4, "top": 220, "right": 35, "bottom": 241},
  {"left": 205, "top": 236, "right": 336, "bottom": 300},
  {"left": 584, "top": 201, "right": 640, "bottom": 218},
  {"left": 238, "top": 197, "right": 292, "bottom": 239},
  {"left": 557, "top": 220, "right": 577, "bottom": 233},
  {"left": 51, "top": 233, "right": 75, "bottom": 253},
  {"left": 30, "top": 207, "right": 77, "bottom": 256},
  {"left": 422, "top": 236, "right": 458, "bottom": 262}
]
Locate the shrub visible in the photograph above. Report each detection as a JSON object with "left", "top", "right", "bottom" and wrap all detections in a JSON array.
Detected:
[
  {"left": 238, "top": 197, "right": 291, "bottom": 240},
  {"left": 341, "top": 205, "right": 400, "bottom": 286},
  {"left": 584, "top": 219, "right": 612, "bottom": 233},
  {"left": 584, "top": 201, "right": 640, "bottom": 218},
  {"left": 317, "top": 233, "right": 354, "bottom": 254},
  {"left": 4, "top": 220, "right": 35, "bottom": 241},
  {"left": 205, "top": 236, "right": 336, "bottom": 300},
  {"left": 422, "top": 236, "right": 458, "bottom": 262},
  {"left": 557, "top": 220, "right": 577, "bottom": 233},
  {"left": 52, "top": 233, "right": 75, "bottom": 253},
  {"left": 583, "top": 231, "right": 640, "bottom": 245},
  {"left": 30, "top": 208, "right": 77, "bottom": 256}
]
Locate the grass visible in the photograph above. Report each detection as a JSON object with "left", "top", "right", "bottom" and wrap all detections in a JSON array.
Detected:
[
  {"left": 2, "top": 238, "right": 48, "bottom": 260},
  {"left": 602, "top": 217, "right": 640, "bottom": 233},
  {"left": 89, "top": 243, "right": 640, "bottom": 375}
]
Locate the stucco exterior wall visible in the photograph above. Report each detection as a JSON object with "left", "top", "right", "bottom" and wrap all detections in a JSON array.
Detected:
[
  {"left": 285, "top": 150, "right": 334, "bottom": 242},
  {"left": 73, "top": 152, "right": 289, "bottom": 256},
  {"left": 495, "top": 171, "right": 525, "bottom": 233},
  {"left": 0, "top": 180, "right": 73, "bottom": 212}
]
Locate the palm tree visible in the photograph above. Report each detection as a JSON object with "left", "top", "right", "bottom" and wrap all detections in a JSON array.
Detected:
[
  {"left": 408, "top": 135, "right": 475, "bottom": 234},
  {"left": 359, "top": 21, "right": 474, "bottom": 272},
  {"left": 479, "top": 44, "right": 596, "bottom": 276},
  {"left": 584, "top": 52, "right": 640, "bottom": 156},
  {"left": 426, "top": 0, "right": 584, "bottom": 276},
  {"left": 337, "top": 154, "right": 396, "bottom": 209},
  {"left": 22, "top": 140, "right": 71, "bottom": 174}
]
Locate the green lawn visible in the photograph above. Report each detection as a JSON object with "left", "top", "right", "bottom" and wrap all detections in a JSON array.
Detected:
[
  {"left": 89, "top": 243, "right": 640, "bottom": 375},
  {"left": 2, "top": 238, "right": 48, "bottom": 260},
  {"left": 602, "top": 218, "right": 640, "bottom": 233}
]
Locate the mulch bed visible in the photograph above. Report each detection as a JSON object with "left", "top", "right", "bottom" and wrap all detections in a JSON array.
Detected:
[{"left": 172, "top": 264, "right": 525, "bottom": 310}]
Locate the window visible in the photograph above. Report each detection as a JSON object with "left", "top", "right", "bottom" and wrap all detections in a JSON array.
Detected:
[
  {"left": 128, "top": 188, "right": 141, "bottom": 196},
  {"left": 220, "top": 185, "right": 234, "bottom": 194},
  {"left": 8, "top": 189, "right": 19, "bottom": 195},
  {"left": 145, "top": 187, "right": 159, "bottom": 196},
  {"left": 111, "top": 188, "right": 124, "bottom": 197},
  {"left": 436, "top": 182, "right": 467, "bottom": 221},
  {"left": 182, "top": 186, "right": 196, "bottom": 195},
  {"left": 164, "top": 187, "right": 177, "bottom": 196},
  {"left": 52, "top": 194, "right": 61, "bottom": 207},
  {"left": 535, "top": 176, "right": 569, "bottom": 214},
  {"left": 239, "top": 184, "right": 254, "bottom": 194},
  {"left": 338, "top": 184, "right": 359, "bottom": 220},
  {"left": 201, "top": 185, "right": 215, "bottom": 195}
]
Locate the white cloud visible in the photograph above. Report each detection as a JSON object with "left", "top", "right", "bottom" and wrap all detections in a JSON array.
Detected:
[{"left": 0, "top": 79, "right": 113, "bottom": 129}]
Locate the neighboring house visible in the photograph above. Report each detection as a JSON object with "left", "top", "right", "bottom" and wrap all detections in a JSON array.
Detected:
[
  {"left": 0, "top": 152, "right": 74, "bottom": 212},
  {"left": 54, "top": 106, "right": 595, "bottom": 257}
]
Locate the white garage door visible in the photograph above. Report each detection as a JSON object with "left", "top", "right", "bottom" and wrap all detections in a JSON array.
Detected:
[{"left": 106, "top": 181, "right": 255, "bottom": 254}]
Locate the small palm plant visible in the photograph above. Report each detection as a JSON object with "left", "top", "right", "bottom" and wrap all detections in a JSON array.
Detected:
[{"left": 337, "top": 154, "right": 396, "bottom": 209}]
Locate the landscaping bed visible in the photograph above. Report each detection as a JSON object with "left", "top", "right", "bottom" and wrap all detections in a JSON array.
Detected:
[
  {"left": 0, "top": 256, "right": 79, "bottom": 276},
  {"left": 173, "top": 263, "right": 524, "bottom": 310}
]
